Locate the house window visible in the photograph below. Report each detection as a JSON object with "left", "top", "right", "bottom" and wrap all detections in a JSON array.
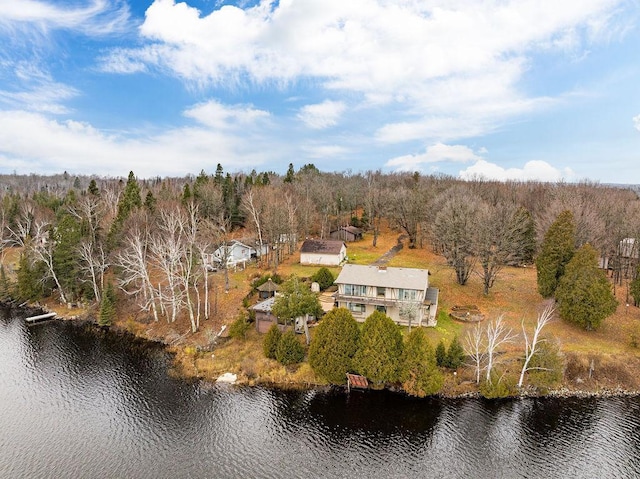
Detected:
[
  {"left": 399, "top": 289, "right": 417, "bottom": 301},
  {"left": 347, "top": 302, "right": 366, "bottom": 313},
  {"left": 376, "top": 305, "right": 387, "bottom": 313},
  {"left": 377, "top": 287, "right": 386, "bottom": 297},
  {"left": 344, "top": 284, "right": 367, "bottom": 296}
]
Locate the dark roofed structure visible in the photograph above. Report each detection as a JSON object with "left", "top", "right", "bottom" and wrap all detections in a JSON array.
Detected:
[
  {"left": 256, "top": 278, "right": 279, "bottom": 299},
  {"left": 330, "top": 225, "right": 363, "bottom": 242},
  {"left": 300, "top": 239, "right": 347, "bottom": 266}
]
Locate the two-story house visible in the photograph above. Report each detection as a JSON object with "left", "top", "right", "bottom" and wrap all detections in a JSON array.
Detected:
[{"left": 334, "top": 264, "right": 439, "bottom": 327}]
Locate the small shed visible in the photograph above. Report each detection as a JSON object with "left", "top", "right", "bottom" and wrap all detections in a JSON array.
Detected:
[
  {"left": 330, "top": 226, "right": 363, "bottom": 242},
  {"left": 251, "top": 297, "right": 282, "bottom": 333},
  {"left": 300, "top": 239, "right": 347, "bottom": 266},
  {"left": 256, "top": 279, "right": 279, "bottom": 299}
]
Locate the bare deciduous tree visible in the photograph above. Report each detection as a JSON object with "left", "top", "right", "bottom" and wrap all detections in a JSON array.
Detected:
[
  {"left": 464, "top": 323, "right": 486, "bottom": 384},
  {"left": 518, "top": 303, "right": 555, "bottom": 388},
  {"left": 484, "top": 315, "right": 517, "bottom": 383}
]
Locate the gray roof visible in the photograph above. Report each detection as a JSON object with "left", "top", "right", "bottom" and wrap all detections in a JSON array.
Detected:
[
  {"left": 335, "top": 264, "right": 429, "bottom": 291},
  {"left": 300, "top": 239, "right": 345, "bottom": 254},
  {"left": 250, "top": 296, "right": 276, "bottom": 312}
]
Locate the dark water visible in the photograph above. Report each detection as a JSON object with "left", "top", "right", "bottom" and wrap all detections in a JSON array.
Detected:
[{"left": 2, "top": 307, "right": 640, "bottom": 479}]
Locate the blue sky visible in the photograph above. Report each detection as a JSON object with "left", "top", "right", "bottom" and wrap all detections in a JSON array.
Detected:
[{"left": 0, "top": 0, "right": 639, "bottom": 183}]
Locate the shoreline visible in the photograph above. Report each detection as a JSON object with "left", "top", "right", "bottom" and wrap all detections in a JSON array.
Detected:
[{"left": 4, "top": 301, "right": 640, "bottom": 401}]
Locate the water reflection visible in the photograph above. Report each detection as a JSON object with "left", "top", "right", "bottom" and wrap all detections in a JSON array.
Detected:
[{"left": 1, "top": 307, "right": 640, "bottom": 478}]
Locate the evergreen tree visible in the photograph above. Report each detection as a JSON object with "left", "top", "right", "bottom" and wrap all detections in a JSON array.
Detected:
[
  {"left": 15, "top": 254, "right": 42, "bottom": 302},
  {"left": 514, "top": 207, "right": 537, "bottom": 264},
  {"left": 536, "top": 210, "right": 576, "bottom": 298},
  {"left": 311, "top": 267, "right": 334, "bottom": 291},
  {"left": 0, "top": 265, "right": 12, "bottom": 302},
  {"left": 182, "top": 183, "right": 192, "bottom": 204},
  {"left": 109, "top": 171, "right": 142, "bottom": 245},
  {"left": 271, "top": 277, "right": 323, "bottom": 324},
  {"left": 435, "top": 340, "right": 447, "bottom": 367},
  {"left": 87, "top": 179, "right": 99, "bottom": 196},
  {"left": 353, "top": 310, "right": 403, "bottom": 385},
  {"left": 445, "top": 335, "right": 465, "bottom": 369},
  {"left": 52, "top": 213, "right": 83, "bottom": 301},
  {"left": 263, "top": 324, "right": 282, "bottom": 359},
  {"left": 98, "top": 283, "right": 116, "bottom": 327},
  {"left": 555, "top": 243, "right": 617, "bottom": 330},
  {"left": 284, "top": 163, "right": 295, "bottom": 183},
  {"left": 144, "top": 191, "right": 157, "bottom": 212},
  {"left": 631, "top": 274, "right": 640, "bottom": 307},
  {"left": 308, "top": 308, "right": 360, "bottom": 384},
  {"left": 276, "top": 330, "right": 306, "bottom": 365},
  {"left": 400, "top": 328, "right": 443, "bottom": 397}
]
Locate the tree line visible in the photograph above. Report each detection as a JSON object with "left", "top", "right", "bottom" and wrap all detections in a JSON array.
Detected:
[{"left": 2, "top": 166, "right": 640, "bottom": 329}]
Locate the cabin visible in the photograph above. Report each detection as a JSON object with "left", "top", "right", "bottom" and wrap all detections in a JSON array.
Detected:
[
  {"left": 334, "top": 264, "right": 439, "bottom": 326},
  {"left": 330, "top": 226, "right": 363, "bottom": 242},
  {"left": 300, "top": 239, "right": 347, "bottom": 266}
]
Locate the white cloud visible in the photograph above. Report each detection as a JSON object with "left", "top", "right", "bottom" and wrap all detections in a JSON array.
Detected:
[
  {"left": 297, "top": 100, "right": 345, "bottom": 129},
  {"left": 385, "top": 143, "right": 484, "bottom": 171},
  {"left": 102, "top": 0, "right": 625, "bottom": 143},
  {"left": 634, "top": 114, "right": 640, "bottom": 132},
  {"left": 0, "top": 106, "right": 278, "bottom": 178},
  {"left": 0, "top": 0, "right": 131, "bottom": 36},
  {"left": 459, "top": 159, "right": 574, "bottom": 182},
  {"left": 184, "top": 100, "right": 270, "bottom": 129}
]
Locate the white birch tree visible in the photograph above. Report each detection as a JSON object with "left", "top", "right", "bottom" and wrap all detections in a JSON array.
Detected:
[{"left": 518, "top": 303, "right": 555, "bottom": 388}]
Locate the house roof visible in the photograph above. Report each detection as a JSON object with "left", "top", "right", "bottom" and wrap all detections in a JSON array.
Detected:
[
  {"left": 335, "top": 264, "right": 429, "bottom": 291},
  {"left": 250, "top": 296, "right": 276, "bottom": 312},
  {"left": 300, "top": 239, "right": 345, "bottom": 254}
]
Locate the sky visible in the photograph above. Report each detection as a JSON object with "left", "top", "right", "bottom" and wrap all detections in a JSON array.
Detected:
[{"left": 0, "top": 0, "right": 639, "bottom": 183}]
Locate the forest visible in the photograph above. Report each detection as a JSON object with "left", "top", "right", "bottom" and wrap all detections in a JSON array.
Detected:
[{"left": 1, "top": 165, "right": 640, "bottom": 396}]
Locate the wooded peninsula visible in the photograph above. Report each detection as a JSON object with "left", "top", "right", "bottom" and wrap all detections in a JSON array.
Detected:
[{"left": 2, "top": 166, "right": 640, "bottom": 399}]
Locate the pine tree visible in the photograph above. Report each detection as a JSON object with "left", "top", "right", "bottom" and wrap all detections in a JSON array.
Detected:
[
  {"left": 353, "top": 310, "right": 403, "bottom": 385},
  {"left": 400, "top": 328, "right": 443, "bottom": 397},
  {"left": 308, "top": 308, "right": 360, "bottom": 384},
  {"left": 284, "top": 163, "right": 295, "bottom": 183},
  {"left": 631, "top": 274, "right": 640, "bottom": 307},
  {"left": 445, "top": 335, "right": 465, "bottom": 369},
  {"left": 99, "top": 283, "right": 116, "bottom": 327},
  {"left": 435, "top": 340, "right": 447, "bottom": 367},
  {"left": 536, "top": 210, "right": 576, "bottom": 298},
  {"left": 87, "top": 179, "right": 99, "bottom": 196},
  {"left": 276, "top": 330, "right": 305, "bottom": 365},
  {"left": 263, "top": 324, "right": 282, "bottom": 359},
  {"left": 555, "top": 243, "right": 617, "bottom": 330},
  {"left": 16, "top": 254, "right": 41, "bottom": 302}
]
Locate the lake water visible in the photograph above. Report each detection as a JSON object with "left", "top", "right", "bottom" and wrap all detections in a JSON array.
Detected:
[{"left": 2, "top": 305, "right": 640, "bottom": 478}]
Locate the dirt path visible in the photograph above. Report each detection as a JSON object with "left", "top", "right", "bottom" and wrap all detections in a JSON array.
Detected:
[{"left": 372, "top": 234, "right": 406, "bottom": 265}]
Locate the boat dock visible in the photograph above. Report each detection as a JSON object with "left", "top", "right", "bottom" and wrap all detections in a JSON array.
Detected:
[{"left": 25, "top": 312, "right": 57, "bottom": 324}]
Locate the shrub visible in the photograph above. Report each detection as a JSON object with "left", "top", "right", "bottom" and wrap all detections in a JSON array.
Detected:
[
  {"left": 479, "top": 371, "right": 517, "bottom": 399},
  {"left": 228, "top": 315, "right": 251, "bottom": 340},
  {"left": 311, "top": 267, "right": 334, "bottom": 291},
  {"left": 263, "top": 324, "right": 282, "bottom": 360},
  {"left": 276, "top": 330, "right": 306, "bottom": 365},
  {"left": 528, "top": 340, "right": 564, "bottom": 393}
]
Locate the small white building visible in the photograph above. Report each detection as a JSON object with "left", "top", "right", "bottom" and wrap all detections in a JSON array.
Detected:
[
  {"left": 211, "top": 240, "right": 256, "bottom": 268},
  {"left": 300, "top": 239, "right": 347, "bottom": 266}
]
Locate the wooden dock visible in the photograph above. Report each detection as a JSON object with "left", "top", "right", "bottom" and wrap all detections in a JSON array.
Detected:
[{"left": 25, "top": 312, "right": 57, "bottom": 324}]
